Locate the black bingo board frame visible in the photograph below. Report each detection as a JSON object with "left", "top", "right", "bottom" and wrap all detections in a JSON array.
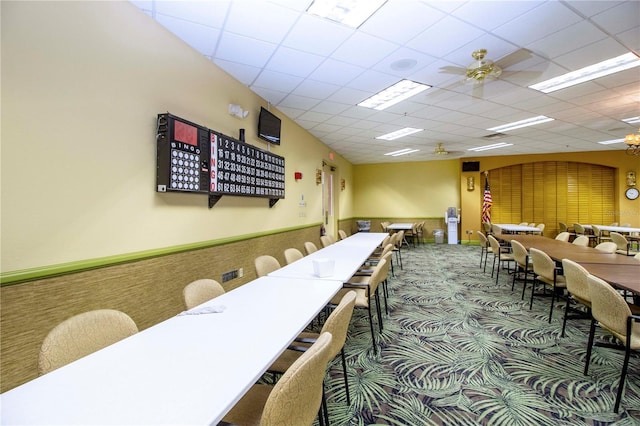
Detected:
[{"left": 209, "top": 131, "right": 285, "bottom": 208}]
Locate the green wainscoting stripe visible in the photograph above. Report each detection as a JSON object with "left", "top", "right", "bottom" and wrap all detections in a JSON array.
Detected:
[{"left": 1, "top": 223, "right": 322, "bottom": 286}]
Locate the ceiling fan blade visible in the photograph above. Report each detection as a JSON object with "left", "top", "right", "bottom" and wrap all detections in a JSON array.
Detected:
[
  {"left": 496, "top": 48, "right": 534, "bottom": 69},
  {"left": 439, "top": 65, "right": 467, "bottom": 75},
  {"left": 472, "top": 83, "right": 484, "bottom": 99},
  {"left": 500, "top": 70, "right": 543, "bottom": 84}
]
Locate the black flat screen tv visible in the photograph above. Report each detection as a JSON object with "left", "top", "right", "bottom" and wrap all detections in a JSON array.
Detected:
[{"left": 258, "top": 107, "right": 281, "bottom": 145}]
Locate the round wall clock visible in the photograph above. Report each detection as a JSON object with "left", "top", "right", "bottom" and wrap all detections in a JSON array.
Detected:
[{"left": 625, "top": 187, "right": 639, "bottom": 200}]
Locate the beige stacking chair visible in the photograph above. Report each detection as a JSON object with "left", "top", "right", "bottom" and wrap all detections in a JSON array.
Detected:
[
  {"left": 510, "top": 239, "right": 532, "bottom": 299},
  {"left": 284, "top": 248, "right": 304, "bottom": 265},
  {"left": 572, "top": 235, "right": 590, "bottom": 247},
  {"left": 338, "top": 229, "right": 348, "bottom": 240},
  {"left": 594, "top": 242, "right": 617, "bottom": 254},
  {"left": 487, "top": 235, "right": 514, "bottom": 284},
  {"left": 555, "top": 232, "right": 571, "bottom": 242},
  {"left": 39, "top": 309, "right": 138, "bottom": 375},
  {"left": 183, "top": 279, "right": 225, "bottom": 310},
  {"left": 560, "top": 260, "right": 592, "bottom": 338},
  {"left": 611, "top": 232, "right": 640, "bottom": 256},
  {"left": 268, "top": 291, "right": 356, "bottom": 408},
  {"left": 304, "top": 241, "right": 318, "bottom": 255},
  {"left": 529, "top": 248, "right": 566, "bottom": 322},
  {"left": 477, "top": 231, "right": 492, "bottom": 272},
  {"left": 584, "top": 275, "right": 640, "bottom": 413},
  {"left": 222, "top": 332, "right": 334, "bottom": 426},
  {"left": 320, "top": 235, "right": 334, "bottom": 248},
  {"left": 573, "top": 223, "right": 596, "bottom": 247},
  {"left": 254, "top": 255, "right": 281, "bottom": 277}
]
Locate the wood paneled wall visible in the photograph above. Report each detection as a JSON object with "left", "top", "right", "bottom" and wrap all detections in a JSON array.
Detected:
[{"left": 487, "top": 161, "right": 615, "bottom": 236}]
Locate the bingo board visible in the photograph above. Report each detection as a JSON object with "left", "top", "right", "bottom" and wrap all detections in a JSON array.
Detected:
[
  {"left": 209, "top": 131, "right": 285, "bottom": 207},
  {"left": 156, "top": 113, "right": 285, "bottom": 208}
]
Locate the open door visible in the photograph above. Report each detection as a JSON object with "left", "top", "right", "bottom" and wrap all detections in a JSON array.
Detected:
[{"left": 322, "top": 163, "right": 337, "bottom": 239}]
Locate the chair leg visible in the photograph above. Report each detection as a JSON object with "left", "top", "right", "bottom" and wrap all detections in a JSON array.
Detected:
[
  {"left": 374, "top": 289, "right": 383, "bottom": 332},
  {"left": 340, "top": 348, "right": 350, "bottom": 406},
  {"left": 614, "top": 345, "right": 631, "bottom": 413},
  {"left": 584, "top": 318, "right": 597, "bottom": 375},
  {"left": 367, "top": 304, "right": 376, "bottom": 354},
  {"left": 520, "top": 268, "right": 528, "bottom": 300},
  {"left": 561, "top": 293, "right": 571, "bottom": 337}
]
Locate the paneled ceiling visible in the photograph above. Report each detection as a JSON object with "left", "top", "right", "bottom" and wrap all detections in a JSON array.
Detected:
[{"left": 130, "top": 0, "right": 640, "bottom": 164}]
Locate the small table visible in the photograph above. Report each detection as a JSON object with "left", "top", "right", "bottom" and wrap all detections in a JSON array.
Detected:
[
  {"left": 386, "top": 223, "right": 414, "bottom": 247},
  {"left": 493, "top": 224, "right": 542, "bottom": 234}
]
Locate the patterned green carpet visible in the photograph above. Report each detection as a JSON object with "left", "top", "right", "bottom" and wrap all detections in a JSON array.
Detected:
[{"left": 319, "top": 244, "right": 640, "bottom": 425}]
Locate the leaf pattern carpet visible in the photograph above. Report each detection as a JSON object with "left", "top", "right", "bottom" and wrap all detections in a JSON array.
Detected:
[{"left": 318, "top": 243, "right": 640, "bottom": 425}]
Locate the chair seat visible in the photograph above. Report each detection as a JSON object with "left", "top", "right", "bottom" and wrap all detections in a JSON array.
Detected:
[
  {"left": 536, "top": 274, "right": 566, "bottom": 288},
  {"left": 331, "top": 287, "right": 368, "bottom": 307}
]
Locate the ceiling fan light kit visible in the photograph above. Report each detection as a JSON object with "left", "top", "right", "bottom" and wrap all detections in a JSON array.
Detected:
[{"left": 465, "top": 49, "right": 502, "bottom": 81}]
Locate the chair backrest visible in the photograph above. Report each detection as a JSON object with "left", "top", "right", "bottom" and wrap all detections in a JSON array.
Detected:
[
  {"left": 610, "top": 232, "right": 628, "bottom": 251},
  {"left": 320, "top": 291, "right": 356, "bottom": 359},
  {"left": 379, "top": 243, "right": 394, "bottom": 258},
  {"left": 379, "top": 235, "right": 391, "bottom": 248},
  {"left": 518, "top": 222, "right": 528, "bottom": 226},
  {"left": 476, "top": 230, "right": 488, "bottom": 247},
  {"left": 487, "top": 234, "right": 501, "bottom": 254},
  {"left": 284, "top": 248, "right": 304, "bottom": 265},
  {"left": 39, "top": 309, "right": 138, "bottom": 375},
  {"left": 482, "top": 222, "right": 492, "bottom": 234},
  {"left": 536, "top": 223, "right": 545, "bottom": 232},
  {"left": 510, "top": 239, "right": 528, "bottom": 267},
  {"left": 491, "top": 224, "right": 503, "bottom": 235},
  {"left": 338, "top": 229, "right": 348, "bottom": 240},
  {"left": 621, "top": 223, "right": 631, "bottom": 227},
  {"left": 594, "top": 242, "right": 617, "bottom": 254},
  {"left": 572, "top": 235, "right": 589, "bottom": 246},
  {"left": 320, "top": 235, "right": 333, "bottom": 248},
  {"left": 183, "top": 279, "right": 225, "bottom": 310},
  {"left": 254, "top": 255, "right": 281, "bottom": 277},
  {"left": 528, "top": 223, "right": 536, "bottom": 227},
  {"left": 303, "top": 241, "right": 318, "bottom": 255},
  {"left": 587, "top": 275, "right": 632, "bottom": 339},
  {"left": 392, "top": 231, "right": 404, "bottom": 248},
  {"left": 260, "top": 332, "right": 333, "bottom": 426},
  {"left": 368, "top": 258, "right": 388, "bottom": 294},
  {"left": 555, "top": 232, "right": 571, "bottom": 242},
  {"left": 529, "top": 248, "right": 555, "bottom": 281},
  {"left": 558, "top": 222, "right": 568, "bottom": 232},
  {"left": 561, "top": 259, "right": 591, "bottom": 304},
  {"left": 573, "top": 223, "right": 586, "bottom": 235},
  {"left": 592, "top": 224, "right": 602, "bottom": 237}
]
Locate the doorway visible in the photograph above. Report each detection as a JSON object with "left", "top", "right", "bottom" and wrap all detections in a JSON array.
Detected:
[{"left": 322, "top": 162, "right": 337, "bottom": 238}]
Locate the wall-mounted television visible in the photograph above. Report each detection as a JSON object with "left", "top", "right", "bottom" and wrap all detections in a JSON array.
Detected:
[{"left": 257, "top": 107, "right": 281, "bottom": 145}]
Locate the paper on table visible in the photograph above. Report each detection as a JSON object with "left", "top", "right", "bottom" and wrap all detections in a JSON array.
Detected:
[{"left": 179, "top": 305, "right": 226, "bottom": 316}]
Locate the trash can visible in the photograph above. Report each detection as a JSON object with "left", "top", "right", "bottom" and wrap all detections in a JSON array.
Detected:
[
  {"left": 356, "top": 220, "right": 371, "bottom": 232},
  {"left": 433, "top": 229, "right": 444, "bottom": 244}
]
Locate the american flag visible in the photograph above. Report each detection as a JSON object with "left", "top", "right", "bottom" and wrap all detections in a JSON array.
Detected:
[{"left": 482, "top": 178, "right": 492, "bottom": 224}]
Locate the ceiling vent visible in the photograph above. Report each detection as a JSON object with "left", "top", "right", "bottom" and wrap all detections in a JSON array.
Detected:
[{"left": 483, "top": 132, "right": 507, "bottom": 140}]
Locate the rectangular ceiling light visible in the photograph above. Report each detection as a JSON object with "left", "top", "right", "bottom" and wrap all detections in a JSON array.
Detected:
[
  {"left": 376, "top": 127, "right": 423, "bottom": 141},
  {"left": 622, "top": 116, "right": 640, "bottom": 124},
  {"left": 487, "top": 115, "right": 554, "bottom": 133},
  {"left": 467, "top": 142, "right": 513, "bottom": 152},
  {"left": 358, "top": 79, "right": 432, "bottom": 111},
  {"left": 598, "top": 138, "right": 625, "bottom": 145},
  {"left": 307, "top": 0, "right": 386, "bottom": 28},
  {"left": 529, "top": 52, "right": 640, "bottom": 93},
  {"left": 384, "top": 148, "right": 419, "bottom": 156}
]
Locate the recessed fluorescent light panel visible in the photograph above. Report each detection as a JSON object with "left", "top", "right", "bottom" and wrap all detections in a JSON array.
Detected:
[
  {"left": 468, "top": 142, "right": 513, "bottom": 152},
  {"left": 529, "top": 52, "right": 640, "bottom": 93},
  {"left": 376, "top": 128, "right": 423, "bottom": 141},
  {"left": 598, "top": 138, "right": 625, "bottom": 145},
  {"left": 384, "top": 148, "right": 420, "bottom": 156},
  {"left": 487, "top": 115, "right": 554, "bottom": 133},
  {"left": 623, "top": 116, "right": 640, "bottom": 125},
  {"left": 358, "top": 80, "right": 432, "bottom": 111},
  {"left": 307, "top": 0, "right": 386, "bottom": 28}
]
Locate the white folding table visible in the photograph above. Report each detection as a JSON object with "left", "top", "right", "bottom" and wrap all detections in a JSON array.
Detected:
[{"left": 1, "top": 276, "right": 342, "bottom": 425}]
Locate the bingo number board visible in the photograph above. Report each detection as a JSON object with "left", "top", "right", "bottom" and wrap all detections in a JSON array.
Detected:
[
  {"left": 209, "top": 131, "right": 285, "bottom": 207},
  {"left": 156, "top": 113, "right": 210, "bottom": 194}
]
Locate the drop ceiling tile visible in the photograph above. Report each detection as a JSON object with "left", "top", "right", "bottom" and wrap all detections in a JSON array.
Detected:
[
  {"left": 281, "top": 13, "right": 354, "bottom": 55},
  {"left": 407, "top": 16, "right": 485, "bottom": 58},
  {"left": 452, "top": 1, "right": 544, "bottom": 31},
  {"left": 359, "top": 1, "right": 446, "bottom": 44},
  {"left": 331, "top": 32, "right": 399, "bottom": 68},
  {"left": 215, "top": 32, "right": 277, "bottom": 67},
  {"left": 213, "top": 59, "right": 262, "bottom": 85},
  {"left": 252, "top": 70, "right": 303, "bottom": 92},
  {"left": 155, "top": 14, "right": 221, "bottom": 56},
  {"left": 224, "top": 1, "right": 300, "bottom": 44},
  {"left": 154, "top": 1, "right": 230, "bottom": 27},
  {"left": 308, "top": 58, "right": 365, "bottom": 85},
  {"left": 290, "top": 79, "right": 341, "bottom": 100},
  {"left": 265, "top": 46, "right": 324, "bottom": 78}
]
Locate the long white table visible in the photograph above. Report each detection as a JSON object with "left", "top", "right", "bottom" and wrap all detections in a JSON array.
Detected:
[
  {"left": 583, "top": 224, "right": 640, "bottom": 234},
  {"left": 1, "top": 276, "right": 342, "bottom": 425},
  {"left": 269, "top": 232, "right": 388, "bottom": 282}
]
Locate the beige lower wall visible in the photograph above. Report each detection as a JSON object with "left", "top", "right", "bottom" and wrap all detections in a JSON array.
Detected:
[{"left": 0, "top": 226, "right": 323, "bottom": 393}]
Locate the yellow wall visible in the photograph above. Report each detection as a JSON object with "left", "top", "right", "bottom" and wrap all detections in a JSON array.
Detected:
[
  {"left": 0, "top": 1, "right": 353, "bottom": 275},
  {"left": 460, "top": 151, "right": 639, "bottom": 241},
  {"left": 354, "top": 159, "right": 460, "bottom": 217}
]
